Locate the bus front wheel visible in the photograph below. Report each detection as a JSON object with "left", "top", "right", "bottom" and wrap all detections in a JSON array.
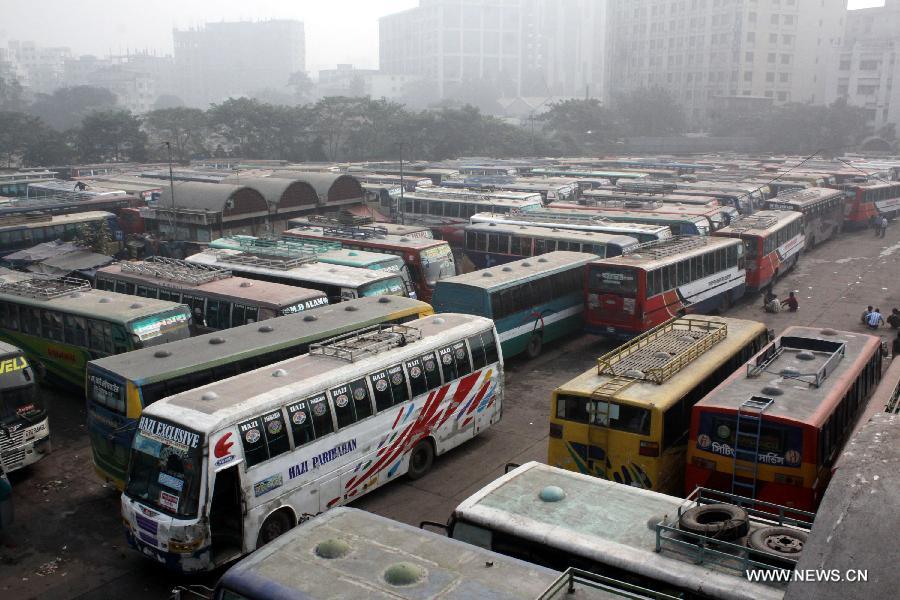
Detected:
[
  {"left": 526, "top": 334, "right": 543, "bottom": 359},
  {"left": 257, "top": 510, "right": 293, "bottom": 548},
  {"left": 407, "top": 439, "right": 434, "bottom": 480}
]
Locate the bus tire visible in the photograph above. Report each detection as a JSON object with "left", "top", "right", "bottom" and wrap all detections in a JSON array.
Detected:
[
  {"left": 526, "top": 334, "right": 543, "bottom": 359},
  {"left": 678, "top": 504, "right": 749, "bottom": 541},
  {"left": 747, "top": 526, "right": 807, "bottom": 561},
  {"left": 256, "top": 509, "right": 294, "bottom": 548},
  {"left": 407, "top": 438, "right": 434, "bottom": 480}
]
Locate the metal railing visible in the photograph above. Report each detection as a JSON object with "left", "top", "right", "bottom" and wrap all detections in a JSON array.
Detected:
[
  {"left": 120, "top": 257, "right": 231, "bottom": 286},
  {"left": 725, "top": 214, "right": 780, "bottom": 232},
  {"left": 747, "top": 337, "right": 846, "bottom": 388},
  {"left": 539, "top": 567, "right": 682, "bottom": 600},
  {"left": 210, "top": 250, "right": 318, "bottom": 271},
  {"left": 309, "top": 324, "right": 421, "bottom": 362},
  {"left": 0, "top": 276, "right": 90, "bottom": 300},
  {"left": 624, "top": 235, "right": 711, "bottom": 259}
]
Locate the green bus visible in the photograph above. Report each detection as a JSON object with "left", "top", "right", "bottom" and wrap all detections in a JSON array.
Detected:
[
  {"left": 86, "top": 295, "right": 433, "bottom": 488},
  {"left": 431, "top": 251, "right": 594, "bottom": 359},
  {"left": 0, "top": 277, "right": 191, "bottom": 388}
]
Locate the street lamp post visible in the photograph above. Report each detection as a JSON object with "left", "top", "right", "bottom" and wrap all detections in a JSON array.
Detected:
[
  {"left": 398, "top": 142, "right": 404, "bottom": 225},
  {"left": 163, "top": 141, "right": 176, "bottom": 242}
]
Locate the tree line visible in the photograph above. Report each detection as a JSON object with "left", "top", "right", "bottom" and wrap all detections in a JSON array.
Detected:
[{"left": 0, "top": 82, "right": 880, "bottom": 169}]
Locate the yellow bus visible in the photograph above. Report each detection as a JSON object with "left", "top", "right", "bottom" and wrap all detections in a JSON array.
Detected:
[{"left": 548, "top": 315, "right": 768, "bottom": 495}]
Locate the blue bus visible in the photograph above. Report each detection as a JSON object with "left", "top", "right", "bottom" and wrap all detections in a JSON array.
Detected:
[
  {"left": 462, "top": 222, "right": 639, "bottom": 271},
  {"left": 431, "top": 251, "right": 593, "bottom": 359}
]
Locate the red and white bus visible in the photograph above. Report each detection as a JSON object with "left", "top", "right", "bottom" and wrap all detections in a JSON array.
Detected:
[
  {"left": 764, "top": 187, "right": 844, "bottom": 249},
  {"left": 686, "top": 326, "right": 883, "bottom": 512},
  {"left": 585, "top": 236, "right": 746, "bottom": 339},
  {"left": 839, "top": 182, "right": 900, "bottom": 227},
  {"left": 713, "top": 210, "right": 804, "bottom": 292},
  {"left": 282, "top": 223, "right": 456, "bottom": 303}
]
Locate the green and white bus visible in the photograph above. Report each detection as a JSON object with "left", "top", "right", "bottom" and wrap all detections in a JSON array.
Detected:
[
  {"left": 0, "top": 277, "right": 191, "bottom": 388},
  {"left": 431, "top": 251, "right": 594, "bottom": 359},
  {"left": 87, "top": 296, "right": 433, "bottom": 488}
]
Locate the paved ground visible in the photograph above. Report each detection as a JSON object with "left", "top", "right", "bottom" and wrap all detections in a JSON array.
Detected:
[{"left": 1, "top": 224, "right": 897, "bottom": 599}]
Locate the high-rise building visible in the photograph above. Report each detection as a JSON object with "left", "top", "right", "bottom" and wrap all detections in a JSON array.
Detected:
[
  {"left": 173, "top": 20, "right": 305, "bottom": 107},
  {"left": 4, "top": 40, "right": 71, "bottom": 95},
  {"left": 826, "top": 1, "right": 900, "bottom": 131},
  {"left": 379, "top": 0, "right": 607, "bottom": 103},
  {"left": 607, "top": 0, "right": 845, "bottom": 126}
]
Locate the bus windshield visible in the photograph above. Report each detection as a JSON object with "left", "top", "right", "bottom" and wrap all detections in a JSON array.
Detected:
[
  {"left": 360, "top": 278, "right": 406, "bottom": 298},
  {"left": 588, "top": 266, "right": 639, "bottom": 294},
  {"left": 421, "top": 245, "right": 456, "bottom": 286},
  {"left": 125, "top": 417, "right": 203, "bottom": 519},
  {"left": 0, "top": 378, "right": 42, "bottom": 428},
  {"left": 129, "top": 310, "right": 191, "bottom": 348}
]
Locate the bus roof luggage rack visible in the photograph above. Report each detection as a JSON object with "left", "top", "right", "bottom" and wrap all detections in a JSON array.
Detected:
[
  {"left": 500, "top": 211, "right": 613, "bottom": 226},
  {"left": 319, "top": 223, "right": 389, "bottom": 240},
  {"left": 597, "top": 317, "right": 727, "bottom": 384},
  {"left": 307, "top": 212, "right": 376, "bottom": 227},
  {"left": 582, "top": 196, "right": 664, "bottom": 210},
  {"left": 617, "top": 180, "right": 678, "bottom": 194},
  {"left": 0, "top": 211, "right": 55, "bottom": 226},
  {"left": 746, "top": 335, "right": 845, "bottom": 388},
  {"left": 227, "top": 236, "right": 340, "bottom": 258},
  {"left": 626, "top": 235, "right": 711, "bottom": 259},
  {"left": 0, "top": 275, "right": 90, "bottom": 299},
  {"left": 309, "top": 324, "right": 421, "bottom": 362},
  {"left": 120, "top": 257, "right": 231, "bottom": 286},
  {"left": 538, "top": 567, "right": 679, "bottom": 600},
  {"left": 724, "top": 214, "right": 779, "bottom": 232},
  {"left": 210, "top": 250, "right": 318, "bottom": 271},
  {"left": 654, "top": 487, "right": 814, "bottom": 574},
  {"left": 411, "top": 188, "right": 496, "bottom": 203}
]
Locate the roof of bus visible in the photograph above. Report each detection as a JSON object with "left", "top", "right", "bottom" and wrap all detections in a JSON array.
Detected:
[
  {"left": 472, "top": 212, "right": 672, "bottom": 235},
  {"left": 0, "top": 285, "right": 187, "bottom": 323},
  {"left": 435, "top": 251, "right": 594, "bottom": 291},
  {"left": 454, "top": 462, "right": 782, "bottom": 600},
  {"left": 143, "top": 313, "right": 492, "bottom": 432},
  {"left": 554, "top": 207, "right": 709, "bottom": 225},
  {"left": 376, "top": 223, "right": 432, "bottom": 236},
  {"left": 785, "top": 412, "right": 900, "bottom": 600},
  {"left": 531, "top": 168, "right": 649, "bottom": 178},
  {"left": 494, "top": 180, "right": 574, "bottom": 191},
  {"left": 0, "top": 341, "right": 23, "bottom": 357},
  {"left": 320, "top": 248, "right": 403, "bottom": 267},
  {"left": 767, "top": 187, "right": 844, "bottom": 206},
  {"left": 0, "top": 210, "right": 114, "bottom": 231},
  {"left": 464, "top": 222, "right": 639, "bottom": 247},
  {"left": 585, "top": 190, "right": 720, "bottom": 205},
  {"left": 88, "top": 296, "right": 431, "bottom": 383},
  {"left": 186, "top": 250, "right": 404, "bottom": 288},
  {"left": 95, "top": 264, "right": 326, "bottom": 307},
  {"left": 578, "top": 202, "right": 729, "bottom": 218},
  {"left": 402, "top": 190, "right": 542, "bottom": 208},
  {"left": 714, "top": 210, "right": 803, "bottom": 236},
  {"left": 415, "top": 186, "right": 542, "bottom": 201},
  {"left": 284, "top": 226, "right": 449, "bottom": 250},
  {"left": 589, "top": 235, "right": 740, "bottom": 271},
  {"left": 218, "top": 507, "right": 569, "bottom": 600},
  {"left": 693, "top": 327, "right": 881, "bottom": 426},
  {"left": 555, "top": 316, "right": 767, "bottom": 411}
]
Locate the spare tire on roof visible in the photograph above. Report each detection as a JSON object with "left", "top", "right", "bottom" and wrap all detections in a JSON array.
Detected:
[
  {"left": 678, "top": 503, "right": 749, "bottom": 541},
  {"left": 747, "top": 526, "right": 807, "bottom": 563}
]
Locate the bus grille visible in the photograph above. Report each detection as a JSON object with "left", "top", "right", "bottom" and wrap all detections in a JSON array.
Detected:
[{"left": 0, "top": 428, "right": 26, "bottom": 469}]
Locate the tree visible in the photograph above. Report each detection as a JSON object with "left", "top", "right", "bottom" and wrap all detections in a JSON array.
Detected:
[
  {"left": 759, "top": 100, "right": 870, "bottom": 155},
  {"left": 612, "top": 86, "right": 686, "bottom": 137},
  {"left": 76, "top": 219, "right": 114, "bottom": 254},
  {"left": 0, "top": 111, "right": 35, "bottom": 167},
  {"left": 22, "top": 125, "right": 75, "bottom": 167},
  {"left": 288, "top": 71, "right": 315, "bottom": 104},
  {"left": 76, "top": 110, "right": 148, "bottom": 162},
  {"left": 152, "top": 94, "right": 186, "bottom": 110},
  {"left": 539, "top": 98, "right": 619, "bottom": 154},
  {"left": 144, "top": 107, "right": 208, "bottom": 162},
  {"left": 29, "top": 85, "right": 118, "bottom": 131},
  {"left": 0, "top": 76, "right": 26, "bottom": 112}
]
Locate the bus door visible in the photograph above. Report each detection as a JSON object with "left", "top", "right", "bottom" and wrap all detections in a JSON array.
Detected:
[{"left": 209, "top": 463, "right": 244, "bottom": 562}]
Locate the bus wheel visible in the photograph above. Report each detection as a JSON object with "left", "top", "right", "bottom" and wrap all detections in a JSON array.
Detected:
[
  {"left": 256, "top": 510, "right": 293, "bottom": 547},
  {"left": 747, "top": 526, "right": 807, "bottom": 562},
  {"left": 678, "top": 504, "right": 749, "bottom": 541},
  {"left": 526, "top": 334, "right": 543, "bottom": 359},
  {"left": 407, "top": 439, "right": 434, "bottom": 480}
]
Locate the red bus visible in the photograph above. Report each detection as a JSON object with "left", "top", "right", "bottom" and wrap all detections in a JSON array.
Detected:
[
  {"left": 764, "top": 187, "right": 844, "bottom": 249},
  {"left": 282, "top": 223, "right": 456, "bottom": 303},
  {"left": 712, "top": 210, "right": 804, "bottom": 292},
  {"left": 839, "top": 182, "right": 900, "bottom": 227},
  {"left": 686, "top": 327, "right": 883, "bottom": 512},
  {"left": 585, "top": 236, "right": 746, "bottom": 339}
]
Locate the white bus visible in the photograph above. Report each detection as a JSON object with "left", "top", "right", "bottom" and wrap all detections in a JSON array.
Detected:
[
  {"left": 121, "top": 313, "right": 503, "bottom": 573},
  {"left": 186, "top": 249, "right": 408, "bottom": 303},
  {"left": 440, "top": 462, "right": 808, "bottom": 600}
]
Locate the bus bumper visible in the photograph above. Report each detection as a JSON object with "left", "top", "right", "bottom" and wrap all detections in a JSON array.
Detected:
[
  {"left": 125, "top": 528, "right": 212, "bottom": 573},
  {"left": 584, "top": 323, "right": 638, "bottom": 340}
]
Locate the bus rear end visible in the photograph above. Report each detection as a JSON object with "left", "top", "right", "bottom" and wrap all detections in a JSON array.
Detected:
[
  {"left": 585, "top": 262, "right": 647, "bottom": 338},
  {"left": 686, "top": 407, "right": 816, "bottom": 511},
  {"left": 86, "top": 365, "right": 139, "bottom": 488},
  {"left": 0, "top": 346, "right": 48, "bottom": 473}
]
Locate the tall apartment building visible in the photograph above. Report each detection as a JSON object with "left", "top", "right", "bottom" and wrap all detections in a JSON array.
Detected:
[
  {"left": 826, "top": 1, "right": 900, "bottom": 131},
  {"left": 173, "top": 20, "right": 305, "bottom": 107},
  {"left": 607, "top": 0, "right": 845, "bottom": 126},
  {"left": 379, "top": 0, "right": 607, "bottom": 102},
  {"left": 4, "top": 40, "right": 71, "bottom": 95}
]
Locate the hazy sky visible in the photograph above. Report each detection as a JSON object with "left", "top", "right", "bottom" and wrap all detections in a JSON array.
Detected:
[{"left": 0, "top": 0, "right": 886, "bottom": 73}]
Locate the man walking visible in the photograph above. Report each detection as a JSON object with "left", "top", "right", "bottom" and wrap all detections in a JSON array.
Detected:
[{"left": 879, "top": 215, "right": 889, "bottom": 238}]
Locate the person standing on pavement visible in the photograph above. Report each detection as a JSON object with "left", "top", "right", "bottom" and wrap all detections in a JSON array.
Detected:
[
  {"left": 888, "top": 308, "right": 900, "bottom": 329},
  {"left": 879, "top": 215, "right": 889, "bottom": 238},
  {"left": 867, "top": 307, "right": 886, "bottom": 330}
]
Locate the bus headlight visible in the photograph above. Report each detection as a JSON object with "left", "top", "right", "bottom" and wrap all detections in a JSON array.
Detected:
[
  {"left": 168, "top": 537, "right": 204, "bottom": 553},
  {"left": 639, "top": 441, "right": 659, "bottom": 457},
  {"left": 588, "top": 294, "right": 599, "bottom": 309}
]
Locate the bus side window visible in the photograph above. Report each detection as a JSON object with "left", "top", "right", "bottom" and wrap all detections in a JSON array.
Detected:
[
  {"left": 438, "top": 346, "right": 459, "bottom": 381},
  {"left": 405, "top": 357, "right": 428, "bottom": 397},
  {"left": 370, "top": 370, "right": 394, "bottom": 412},
  {"left": 481, "top": 331, "right": 499, "bottom": 366},
  {"left": 452, "top": 341, "right": 471, "bottom": 376},
  {"left": 556, "top": 394, "right": 590, "bottom": 423},
  {"left": 350, "top": 378, "right": 373, "bottom": 421},
  {"left": 20, "top": 306, "right": 40, "bottom": 335},
  {"left": 420, "top": 352, "right": 442, "bottom": 389},
  {"left": 261, "top": 410, "right": 290, "bottom": 459},
  {"left": 64, "top": 314, "right": 87, "bottom": 347},
  {"left": 330, "top": 383, "right": 358, "bottom": 428},
  {"left": 308, "top": 393, "right": 334, "bottom": 437},
  {"left": 42, "top": 309, "right": 64, "bottom": 341},
  {"left": 238, "top": 417, "right": 269, "bottom": 468}
]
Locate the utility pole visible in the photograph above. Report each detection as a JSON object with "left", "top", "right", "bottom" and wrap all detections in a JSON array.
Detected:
[
  {"left": 398, "top": 142, "right": 405, "bottom": 225},
  {"left": 163, "top": 141, "right": 176, "bottom": 241}
]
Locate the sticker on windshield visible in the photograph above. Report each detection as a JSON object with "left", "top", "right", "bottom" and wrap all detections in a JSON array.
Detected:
[
  {"left": 245, "top": 428, "right": 261, "bottom": 444},
  {"left": 159, "top": 491, "right": 179, "bottom": 512},
  {"left": 158, "top": 472, "right": 184, "bottom": 492}
]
